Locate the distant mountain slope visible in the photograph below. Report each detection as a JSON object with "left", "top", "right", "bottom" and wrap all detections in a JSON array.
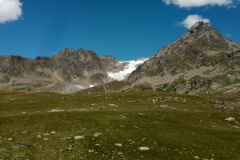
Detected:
[
  {"left": 1, "top": 21, "right": 239, "bottom": 94},
  {"left": 126, "top": 22, "right": 240, "bottom": 94},
  {"left": 0, "top": 49, "right": 146, "bottom": 93}
]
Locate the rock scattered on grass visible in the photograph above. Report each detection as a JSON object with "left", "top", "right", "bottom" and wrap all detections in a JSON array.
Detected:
[
  {"left": 43, "top": 138, "right": 49, "bottom": 141},
  {"left": 74, "top": 136, "right": 84, "bottom": 140},
  {"left": 119, "top": 115, "right": 127, "bottom": 119},
  {"left": 159, "top": 105, "right": 168, "bottom": 108},
  {"left": 115, "top": 143, "right": 122, "bottom": 147},
  {"left": 13, "top": 143, "right": 30, "bottom": 148},
  {"left": 232, "top": 126, "right": 240, "bottom": 129},
  {"left": 225, "top": 117, "right": 235, "bottom": 122},
  {"left": 93, "top": 133, "right": 102, "bottom": 138},
  {"left": 138, "top": 113, "right": 145, "bottom": 116},
  {"left": 48, "top": 109, "right": 64, "bottom": 112},
  {"left": 8, "top": 138, "right": 13, "bottom": 141},
  {"left": 139, "top": 147, "right": 150, "bottom": 151}
]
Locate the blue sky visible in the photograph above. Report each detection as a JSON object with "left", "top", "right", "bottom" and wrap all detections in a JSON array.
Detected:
[{"left": 0, "top": 0, "right": 240, "bottom": 61}]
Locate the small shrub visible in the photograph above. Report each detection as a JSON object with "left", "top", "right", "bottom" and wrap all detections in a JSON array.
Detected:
[{"left": 170, "top": 69, "right": 178, "bottom": 76}]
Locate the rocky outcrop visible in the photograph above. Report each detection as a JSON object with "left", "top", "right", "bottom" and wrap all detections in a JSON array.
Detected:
[
  {"left": 0, "top": 48, "right": 135, "bottom": 93},
  {"left": 127, "top": 22, "right": 240, "bottom": 83},
  {"left": 50, "top": 49, "right": 105, "bottom": 82},
  {"left": 126, "top": 22, "right": 240, "bottom": 94}
]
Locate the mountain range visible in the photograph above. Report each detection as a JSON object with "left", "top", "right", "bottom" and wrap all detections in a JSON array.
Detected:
[{"left": 0, "top": 21, "right": 240, "bottom": 94}]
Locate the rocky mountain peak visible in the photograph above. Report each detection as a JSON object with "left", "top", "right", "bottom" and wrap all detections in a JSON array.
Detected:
[
  {"left": 188, "top": 21, "right": 211, "bottom": 34},
  {"left": 52, "top": 48, "right": 98, "bottom": 60},
  {"left": 154, "top": 22, "right": 230, "bottom": 58},
  {"left": 127, "top": 21, "right": 240, "bottom": 84},
  {"left": 183, "top": 21, "right": 223, "bottom": 42}
]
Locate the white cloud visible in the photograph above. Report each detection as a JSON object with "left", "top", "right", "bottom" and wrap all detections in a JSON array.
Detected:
[
  {"left": 0, "top": 0, "right": 22, "bottom": 24},
  {"left": 180, "top": 14, "right": 210, "bottom": 29},
  {"left": 163, "top": 0, "right": 232, "bottom": 8}
]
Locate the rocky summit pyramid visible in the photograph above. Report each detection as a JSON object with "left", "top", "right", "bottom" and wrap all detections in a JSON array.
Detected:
[{"left": 126, "top": 22, "right": 240, "bottom": 94}]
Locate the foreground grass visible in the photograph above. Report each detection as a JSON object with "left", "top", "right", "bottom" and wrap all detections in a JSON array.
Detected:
[{"left": 0, "top": 90, "right": 239, "bottom": 159}]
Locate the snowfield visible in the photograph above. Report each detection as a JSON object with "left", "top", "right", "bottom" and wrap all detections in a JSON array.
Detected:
[{"left": 108, "top": 58, "right": 149, "bottom": 81}]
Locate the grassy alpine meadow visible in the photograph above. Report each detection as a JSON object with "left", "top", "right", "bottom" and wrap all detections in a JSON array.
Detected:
[{"left": 0, "top": 90, "right": 240, "bottom": 160}]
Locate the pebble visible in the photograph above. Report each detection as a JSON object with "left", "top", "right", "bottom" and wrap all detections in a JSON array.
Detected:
[
  {"left": 225, "top": 117, "right": 235, "bottom": 122},
  {"left": 74, "top": 136, "right": 84, "bottom": 140},
  {"left": 115, "top": 143, "right": 122, "bottom": 147},
  {"left": 160, "top": 105, "right": 168, "bottom": 108},
  {"left": 42, "top": 133, "right": 50, "bottom": 136},
  {"left": 93, "top": 133, "right": 102, "bottom": 138},
  {"left": 232, "top": 126, "right": 240, "bottom": 129},
  {"left": 13, "top": 143, "right": 30, "bottom": 148},
  {"left": 194, "top": 156, "right": 200, "bottom": 159},
  {"left": 139, "top": 147, "right": 150, "bottom": 151}
]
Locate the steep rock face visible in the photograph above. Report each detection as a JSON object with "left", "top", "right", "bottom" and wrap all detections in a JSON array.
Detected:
[
  {"left": 0, "top": 48, "right": 147, "bottom": 93},
  {"left": 0, "top": 49, "right": 109, "bottom": 93},
  {"left": 99, "top": 55, "right": 119, "bottom": 71},
  {"left": 125, "top": 22, "right": 240, "bottom": 94},
  {"left": 0, "top": 49, "right": 108, "bottom": 82},
  {"left": 50, "top": 48, "right": 105, "bottom": 82},
  {"left": 128, "top": 22, "right": 240, "bottom": 83},
  {"left": 0, "top": 55, "right": 40, "bottom": 76}
]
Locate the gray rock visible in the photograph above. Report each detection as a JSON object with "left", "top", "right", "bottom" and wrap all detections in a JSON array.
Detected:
[
  {"left": 93, "top": 133, "right": 102, "bottom": 138},
  {"left": 13, "top": 143, "right": 30, "bottom": 148},
  {"left": 139, "top": 147, "right": 150, "bottom": 151},
  {"left": 225, "top": 117, "right": 235, "bottom": 122}
]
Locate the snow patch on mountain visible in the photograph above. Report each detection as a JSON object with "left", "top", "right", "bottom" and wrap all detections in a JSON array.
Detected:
[{"left": 108, "top": 58, "right": 149, "bottom": 81}]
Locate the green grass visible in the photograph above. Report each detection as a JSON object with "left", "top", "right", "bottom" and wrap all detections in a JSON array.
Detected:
[
  {"left": 5, "top": 81, "right": 53, "bottom": 92},
  {"left": 0, "top": 91, "right": 240, "bottom": 159},
  {"left": 170, "top": 69, "right": 178, "bottom": 76},
  {"left": 160, "top": 72, "right": 165, "bottom": 77},
  {"left": 78, "top": 81, "right": 130, "bottom": 94}
]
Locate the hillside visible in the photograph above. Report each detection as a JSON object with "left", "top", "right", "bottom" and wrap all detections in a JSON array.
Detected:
[
  {"left": 0, "top": 49, "right": 146, "bottom": 93},
  {"left": 126, "top": 22, "right": 240, "bottom": 94},
  {"left": 0, "top": 90, "right": 239, "bottom": 159}
]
